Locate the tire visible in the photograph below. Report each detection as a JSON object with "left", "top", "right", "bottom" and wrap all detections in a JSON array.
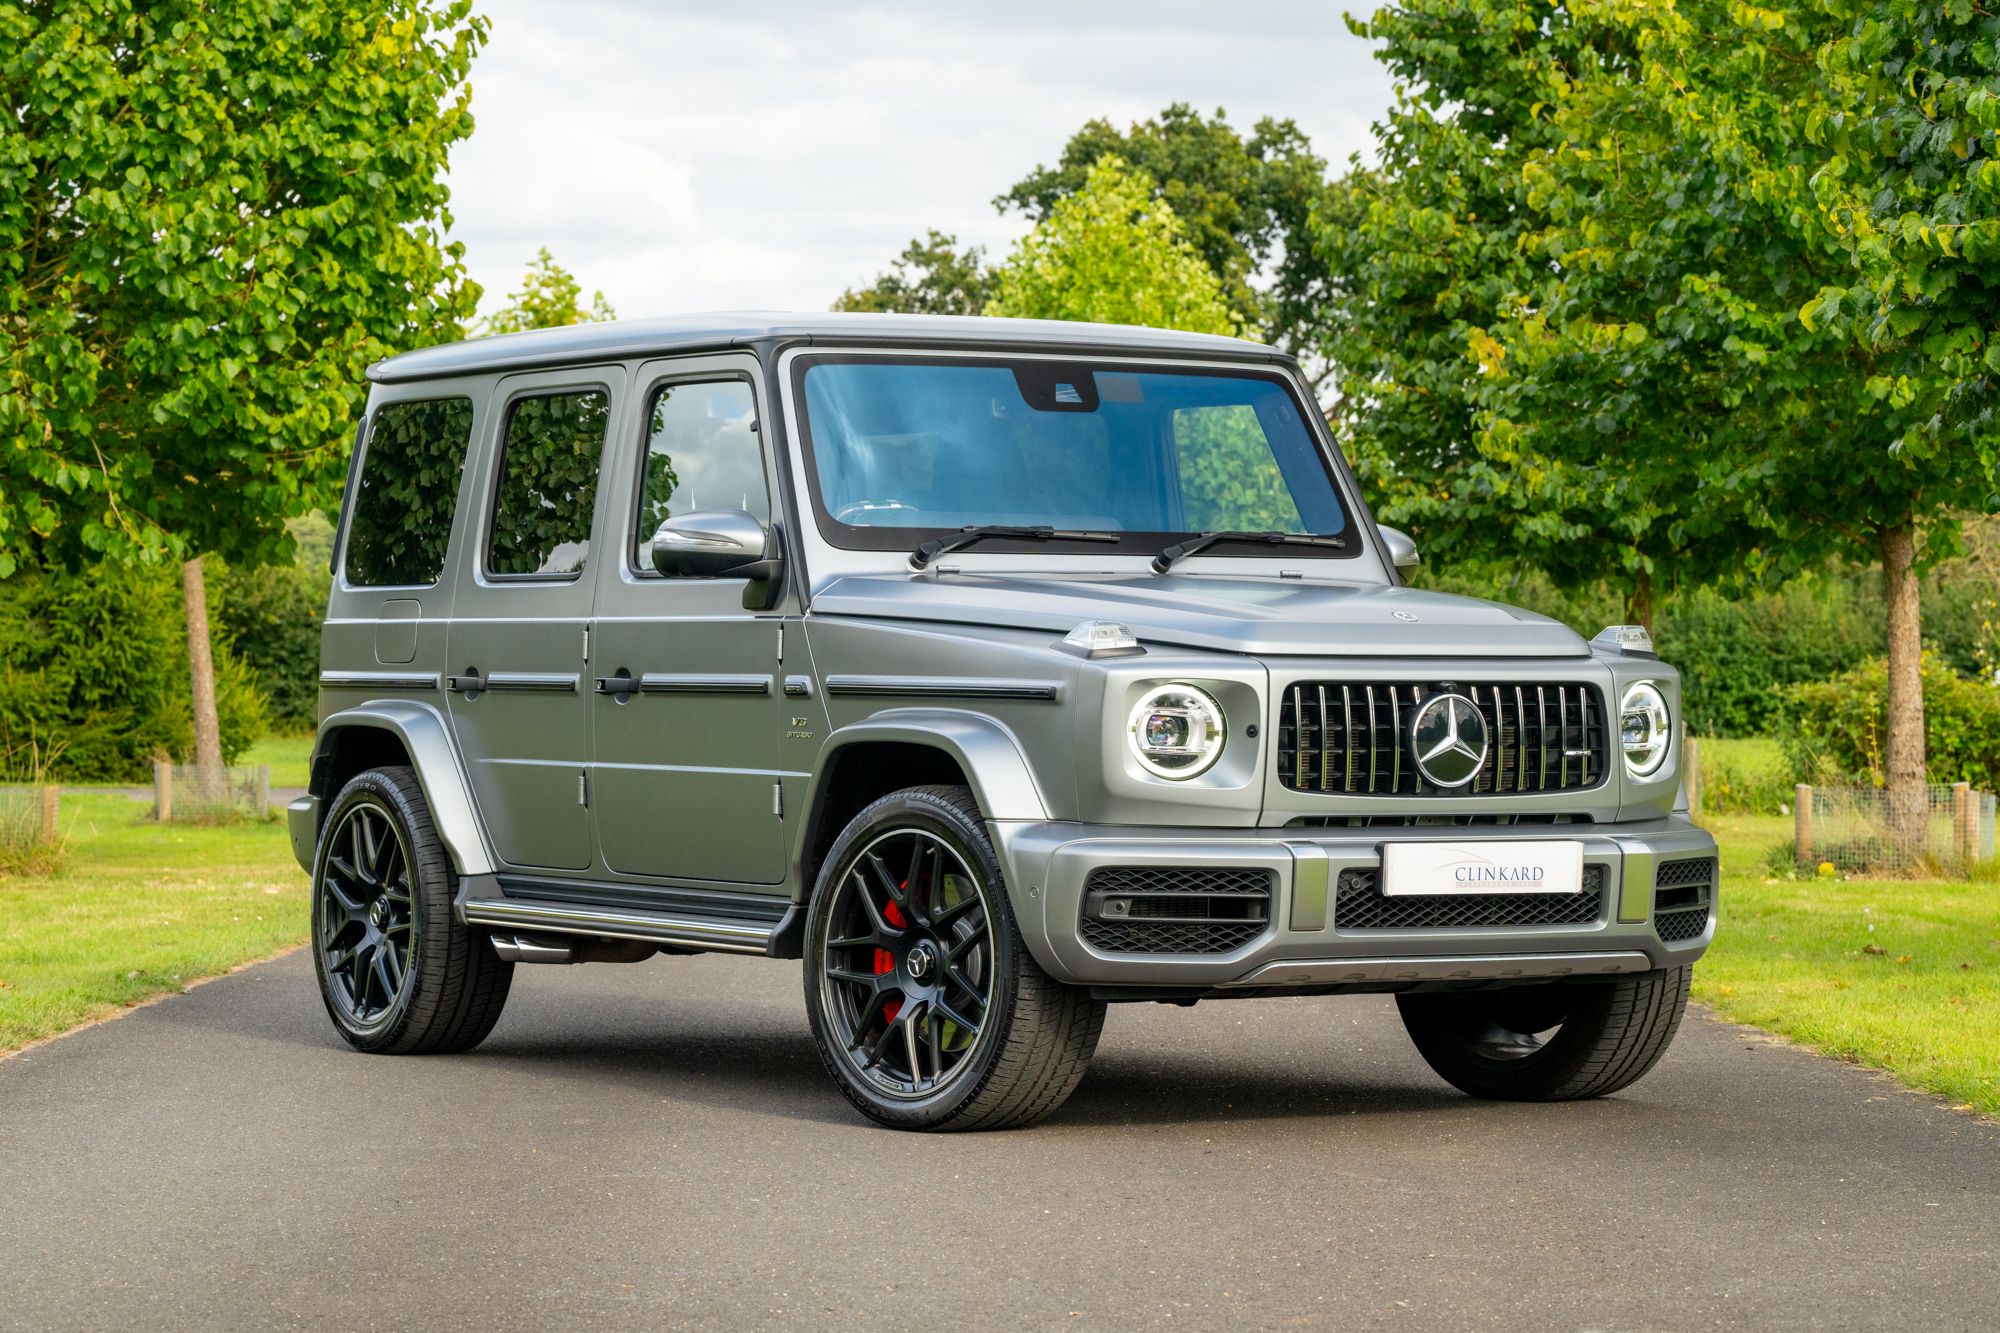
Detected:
[
  {"left": 802, "top": 785, "right": 1106, "bottom": 1131},
  {"left": 1396, "top": 966, "right": 1691, "bottom": 1101},
  {"left": 311, "top": 766, "right": 513, "bottom": 1054}
]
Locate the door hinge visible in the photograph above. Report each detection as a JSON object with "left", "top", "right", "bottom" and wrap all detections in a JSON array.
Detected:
[
  {"left": 582, "top": 626, "right": 591, "bottom": 662},
  {"left": 578, "top": 771, "right": 589, "bottom": 807},
  {"left": 776, "top": 623, "right": 784, "bottom": 662},
  {"left": 772, "top": 782, "right": 784, "bottom": 818}
]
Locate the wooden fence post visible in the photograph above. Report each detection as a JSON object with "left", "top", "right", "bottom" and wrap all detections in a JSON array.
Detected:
[
  {"left": 1795, "top": 783, "right": 1814, "bottom": 866},
  {"left": 1953, "top": 782, "right": 1974, "bottom": 863},
  {"left": 1683, "top": 735, "right": 1701, "bottom": 819},
  {"left": 39, "top": 785, "right": 58, "bottom": 842},
  {"left": 254, "top": 764, "right": 271, "bottom": 819},
  {"left": 154, "top": 761, "right": 172, "bottom": 823}
]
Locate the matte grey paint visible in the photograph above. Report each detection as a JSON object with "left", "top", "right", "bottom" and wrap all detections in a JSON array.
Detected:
[{"left": 311, "top": 315, "right": 1717, "bottom": 991}]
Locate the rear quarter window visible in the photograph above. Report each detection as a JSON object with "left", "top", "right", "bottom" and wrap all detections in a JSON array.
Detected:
[{"left": 343, "top": 397, "right": 474, "bottom": 587}]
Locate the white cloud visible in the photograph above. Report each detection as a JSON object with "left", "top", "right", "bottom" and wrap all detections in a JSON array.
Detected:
[{"left": 446, "top": 1, "right": 1392, "bottom": 318}]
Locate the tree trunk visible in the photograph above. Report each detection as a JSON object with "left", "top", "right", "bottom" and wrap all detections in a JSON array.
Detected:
[
  {"left": 1879, "top": 523, "right": 1926, "bottom": 849},
  {"left": 182, "top": 556, "right": 223, "bottom": 797},
  {"left": 1625, "top": 564, "right": 1655, "bottom": 637}
]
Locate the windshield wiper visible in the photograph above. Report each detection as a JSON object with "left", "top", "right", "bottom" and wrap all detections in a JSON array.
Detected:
[
  {"left": 909, "top": 525, "right": 1118, "bottom": 570},
  {"left": 1151, "top": 530, "right": 1348, "bottom": 574}
]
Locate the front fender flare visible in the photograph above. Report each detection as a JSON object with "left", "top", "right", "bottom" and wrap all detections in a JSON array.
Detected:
[{"left": 311, "top": 700, "right": 495, "bottom": 878}]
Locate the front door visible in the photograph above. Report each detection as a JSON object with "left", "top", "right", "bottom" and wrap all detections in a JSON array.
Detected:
[
  {"left": 445, "top": 369, "right": 621, "bottom": 872},
  {"left": 589, "top": 358, "right": 803, "bottom": 886}
]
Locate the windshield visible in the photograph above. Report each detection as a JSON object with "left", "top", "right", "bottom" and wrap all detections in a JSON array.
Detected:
[{"left": 792, "top": 355, "right": 1356, "bottom": 558}]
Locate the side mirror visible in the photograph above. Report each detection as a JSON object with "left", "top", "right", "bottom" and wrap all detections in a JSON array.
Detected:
[
  {"left": 650, "top": 510, "right": 785, "bottom": 610},
  {"left": 1377, "top": 524, "right": 1420, "bottom": 571}
]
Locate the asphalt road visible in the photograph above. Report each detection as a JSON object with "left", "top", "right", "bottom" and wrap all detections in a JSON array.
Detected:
[{"left": 2, "top": 951, "right": 1996, "bottom": 1331}]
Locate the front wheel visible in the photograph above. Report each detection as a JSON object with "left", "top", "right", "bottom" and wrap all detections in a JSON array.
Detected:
[
  {"left": 803, "top": 785, "right": 1106, "bottom": 1131},
  {"left": 1396, "top": 966, "right": 1690, "bottom": 1101}
]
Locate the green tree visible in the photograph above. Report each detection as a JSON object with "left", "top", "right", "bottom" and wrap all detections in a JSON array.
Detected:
[
  {"left": 986, "top": 155, "right": 1239, "bottom": 335},
  {"left": 1001, "top": 104, "right": 1336, "bottom": 367},
  {"left": 0, "top": 1, "right": 486, "bottom": 767},
  {"left": 1518, "top": 0, "right": 1992, "bottom": 834},
  {"left": 1322, "top": 2, "right": 1758, "bottom": 633},
  {"left": 1809, "top": 2, "right": 2000, "bottom": 453},
  {"left": 480, "top": 246, "right": 616, "bottom": 335},
  {"left": 832, "top": 230, "right": 992, "bottom": 315}
]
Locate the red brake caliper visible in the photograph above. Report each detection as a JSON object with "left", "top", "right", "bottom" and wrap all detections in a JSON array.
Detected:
[
  {"left": 879, "top": 885, "right": 910, "bottom": 1024},
  {"left": 874, "top": 945, "right": 901, "bottom": 1024}
]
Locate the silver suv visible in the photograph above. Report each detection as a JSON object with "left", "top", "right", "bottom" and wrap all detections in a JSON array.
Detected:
[{"left": 294, "top": 313, "right": 1716, "bottom": 1130}]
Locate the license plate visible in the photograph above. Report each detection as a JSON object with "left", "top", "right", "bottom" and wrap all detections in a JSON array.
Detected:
[{"left": 1380, "top": 841, "right": 1585, "bottom": 897}]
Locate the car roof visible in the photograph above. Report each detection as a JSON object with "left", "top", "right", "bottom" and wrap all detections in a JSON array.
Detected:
[{"left": 367, "top": 311, "right": 1279, "bottom": 383}]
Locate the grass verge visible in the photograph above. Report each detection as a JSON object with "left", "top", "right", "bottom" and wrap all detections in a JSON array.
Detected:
[
  {"left": 239, "top": 732, "right": 314, "bottom": 789},
  {"left": 0, "top": 789, "right": 308, "bottom": 1053},
  {"left": 1700, "top": 812, "right": 2000, "bottom": 1115}
]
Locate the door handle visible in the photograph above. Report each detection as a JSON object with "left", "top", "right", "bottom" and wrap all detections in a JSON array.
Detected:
[
  {"left": 594, "top": 672, "right": 640, "bottom": 698},
  {"left": 446, "top": 670, "right": 487, "bottom": 693}
]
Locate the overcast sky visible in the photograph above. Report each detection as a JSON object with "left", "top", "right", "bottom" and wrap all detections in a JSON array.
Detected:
[{"left": 446, "top": 1, "right": 1394, "bottom": 321}]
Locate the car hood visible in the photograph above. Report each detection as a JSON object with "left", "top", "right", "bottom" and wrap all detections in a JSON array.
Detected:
[{"left": 810, "top": 572, "right": 1591, "bottom": 658}]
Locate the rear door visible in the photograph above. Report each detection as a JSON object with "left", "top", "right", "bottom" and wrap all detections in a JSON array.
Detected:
[
  {"left": 444, "top": 367, "right": 623, "bottom": 872},
  {"left": 588, "top": 354, "right": 808, "bottom": 886}
]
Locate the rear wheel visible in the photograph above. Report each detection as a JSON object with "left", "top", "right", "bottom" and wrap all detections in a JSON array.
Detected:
[
  {"left": 312, "top": 766, "right": 513, "bottom": 1054},
  {"left": 1396, "top": 966, "right": 1690, "bottom": 1101},
  {"left": 803, "top": 785, "right": 1105, "bottom": 1131}
]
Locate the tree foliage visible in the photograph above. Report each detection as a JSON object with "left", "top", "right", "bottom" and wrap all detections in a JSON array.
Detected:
[
  {"left": 831, "top": 230, "right": 992, "bottom": 316},
  {"left": 1001, "top": 104, "right": 1336, "bottom": 361},
  {"left": 480, "top": 246, "right": 616, "bottom": 335},
  {"left": 0, "top": 0, "right": 487, "bottom": 575},
  {"left": 986, "top": 155, "right": 1239, "bottom": 335},
  {"left": 1808, "top": 1, "right": 2000, "bottom": 454}
]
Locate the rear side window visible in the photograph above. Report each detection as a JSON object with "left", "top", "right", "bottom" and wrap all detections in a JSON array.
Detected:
[
  {"left": 486, "top": 390, "right": 610, "bottom": 578},
  {"left": 635, "top": 379, "right": 768, "bottom": 570},
  {"left": 344, "top": 397, "right": 474, "bottom": 587}
]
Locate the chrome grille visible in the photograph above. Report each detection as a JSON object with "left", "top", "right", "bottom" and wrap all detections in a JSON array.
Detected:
[
  {"left": 1333, "top": 865, "right": 1608, "bottom": 930},
  {"left": 1276, "top": 681, "right": 1608, "bottom": 796}
]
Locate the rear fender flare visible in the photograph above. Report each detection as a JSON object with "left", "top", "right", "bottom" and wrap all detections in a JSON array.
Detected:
[{"left": 312, "top": 700, "right": 495, "bottom": 877}]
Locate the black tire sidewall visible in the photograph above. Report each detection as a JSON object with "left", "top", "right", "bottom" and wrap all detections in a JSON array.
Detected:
[{"left": 802, "top": 787, "right": 1024, "bottom": 1129}]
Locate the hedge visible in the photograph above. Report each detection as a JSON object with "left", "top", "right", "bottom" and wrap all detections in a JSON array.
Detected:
[{"left": 1777, "top": 654, "right": 2000, "bottom": 790}]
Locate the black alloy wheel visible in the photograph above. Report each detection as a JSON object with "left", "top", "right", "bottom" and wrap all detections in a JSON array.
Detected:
[
  {"left": 310, "top": 766, "right": 513, "bottom": 1055},
  {"left": 803, "top": 785, "right": 1106, "bottom": 1131},
  {"left": 817, "top": 826, "right": 995, "bottom": 1098},
  {"left": 316, "top": 799, "right": 416, "bottom": 1028}
]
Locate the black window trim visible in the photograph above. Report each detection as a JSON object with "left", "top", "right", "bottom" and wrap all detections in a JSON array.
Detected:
[
  {"left": 481, "top": 382, "right": 615, "bottom": 585},
  {"left": 339, "top": 392, "right": 477, "bottom": 591},
  {"left": 786, "top": 351, "right": 1361, "bottom": 560},
  {"left": 626, "top": 368, "right": 771, "bottom": 581}
]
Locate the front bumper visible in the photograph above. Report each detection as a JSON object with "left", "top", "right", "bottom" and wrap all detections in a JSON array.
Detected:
[{"left": 992, "top": 815, "right": 1717, "bottom": 990}]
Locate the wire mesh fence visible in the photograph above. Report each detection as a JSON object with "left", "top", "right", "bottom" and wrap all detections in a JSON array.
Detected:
[
  {"left": 153, "top": 763, "right": 272, "bottom": 824},
  {"left": 1792, "top": 782, "right": 1996, "bottom": 876},
  {"left": 0, "top": 784, "right": 63, "bottom": 873}
]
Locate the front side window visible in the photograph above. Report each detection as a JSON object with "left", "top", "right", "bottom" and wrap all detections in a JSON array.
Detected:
[
  {"left": 486, "top": 389, "right": 610, "bottom": 578},
  {"left": 344, "top": 397, "right": 474, "bottom": 587},
  {"left": 793, "top": 356, "right": 1352, "bottom": 556},
  {"left": 635, "top": 379, "right": 768, "bottom": 571}
]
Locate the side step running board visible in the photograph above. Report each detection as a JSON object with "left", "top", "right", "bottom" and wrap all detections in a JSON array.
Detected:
[{"left": 462, "top": 898, "right": 777, "bottom": 956}]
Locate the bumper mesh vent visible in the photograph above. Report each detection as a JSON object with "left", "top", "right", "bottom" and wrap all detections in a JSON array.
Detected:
[
  {"left": 1078, "top": 866, "right": 1272, "bottom": 955},
  {"left": 1334, "top": 865, "right": 1607, "bottom": 931},
  {"left": 1277, "top": 681, "right": 1608, "bottom": 796},
  {"left": 1653, "top": 857, "right": 1717, "bottom": 944}
]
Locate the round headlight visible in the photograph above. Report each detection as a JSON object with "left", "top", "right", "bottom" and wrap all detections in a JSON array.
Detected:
[
  {"left": 1620, "top": 682, "right": 1670, "bottom": 778},
  {"left": 1127, "top": 684, "right": 1226, "bottom": 780}
]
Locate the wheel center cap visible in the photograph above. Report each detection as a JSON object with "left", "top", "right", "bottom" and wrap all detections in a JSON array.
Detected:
[
  {"left": 906, "top": 942, "right": 936, "bottom": 982},
  {"left": 368, "top": 899, "right": 389, "bottom": 928}
]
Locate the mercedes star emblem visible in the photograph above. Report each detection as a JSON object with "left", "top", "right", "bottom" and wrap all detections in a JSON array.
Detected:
[{"left": 1410, "top": 692, "right": 1489, "bottom": 788}]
